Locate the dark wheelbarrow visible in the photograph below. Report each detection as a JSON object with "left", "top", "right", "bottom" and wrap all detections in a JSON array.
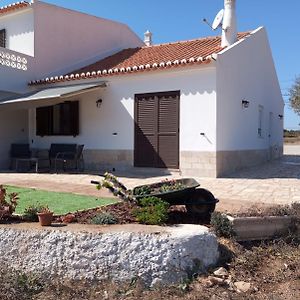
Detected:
[{"left": 133, "top": 178, "right": 219, "bottom": 217}]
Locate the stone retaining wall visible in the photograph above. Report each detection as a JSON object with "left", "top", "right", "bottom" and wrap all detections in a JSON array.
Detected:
[{"left": 0, "top": 225, "right": 219, "bottom": 287}]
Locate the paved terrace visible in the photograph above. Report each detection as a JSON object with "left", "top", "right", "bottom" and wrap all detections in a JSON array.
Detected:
[{"left": 0, "top": 145, "right": 299, "bottom": 213}]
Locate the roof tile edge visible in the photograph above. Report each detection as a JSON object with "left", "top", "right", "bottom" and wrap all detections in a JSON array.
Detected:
[
  {"left": 0, "top": 1, "right": 32, "bottom": 15},
  {"left": 28, "top": 56, "right": 214, "bottom": 86}
]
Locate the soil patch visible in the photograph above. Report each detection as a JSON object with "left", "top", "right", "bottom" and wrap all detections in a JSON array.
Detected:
[
  {"left": 54, "top": 202, "right": 137, "bottom": 224},
  {"left": 53, "top": 203, "right": 211, "bottom": 226}
]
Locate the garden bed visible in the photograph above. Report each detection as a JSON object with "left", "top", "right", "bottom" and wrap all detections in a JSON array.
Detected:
[{"left": 54, "top": 203, "right": 212, "bottom": 226}]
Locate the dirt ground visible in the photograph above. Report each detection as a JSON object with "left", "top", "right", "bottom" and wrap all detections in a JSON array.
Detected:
[
  {"left": 284, "top": 137, "right": 300, "bottom": 144},
  {"left": 0, "top": 236, "right": 299, "bottom": 300}
]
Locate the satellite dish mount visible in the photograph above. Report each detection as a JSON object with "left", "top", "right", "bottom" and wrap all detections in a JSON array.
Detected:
[
  {"left": 212, "top": 9, "right": 224, "bottom": 30},
  {"left": 203, "top": 9, "right": 224, "bottom": 31}
]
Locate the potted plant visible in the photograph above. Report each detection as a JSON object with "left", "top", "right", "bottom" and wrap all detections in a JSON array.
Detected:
[{"left": 37, "top": 206, "right": 53, "bottom": 226}]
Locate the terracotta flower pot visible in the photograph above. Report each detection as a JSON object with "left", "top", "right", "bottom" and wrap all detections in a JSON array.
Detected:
[{"left": 37, "top": 212, "right": 53, "bottom": 226}]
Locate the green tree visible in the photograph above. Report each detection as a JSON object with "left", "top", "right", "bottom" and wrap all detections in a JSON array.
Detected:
[{"left": 289, "top": 76, "right": 300, "bottom": 116}]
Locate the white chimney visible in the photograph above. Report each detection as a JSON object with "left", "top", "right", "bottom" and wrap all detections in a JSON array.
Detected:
[
  {"left": 144, "top": 30, "right": 153, "bottom": 46},
  {"left": 221, "top": 0, "right": 237, "bottom": 47}
]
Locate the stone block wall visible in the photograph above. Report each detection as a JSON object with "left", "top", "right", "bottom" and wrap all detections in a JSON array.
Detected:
[{"left": 84, "top": 149, "right": 133, "bottom": 171}]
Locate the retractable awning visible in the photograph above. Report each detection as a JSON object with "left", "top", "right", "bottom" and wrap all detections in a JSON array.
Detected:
[{"left": 0, "top": 82, "right": 106, "bottom": 110}]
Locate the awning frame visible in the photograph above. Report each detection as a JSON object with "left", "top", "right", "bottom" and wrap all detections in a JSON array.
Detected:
[{"left": 0, "top": 82, "right": 107, "bottom": 108}]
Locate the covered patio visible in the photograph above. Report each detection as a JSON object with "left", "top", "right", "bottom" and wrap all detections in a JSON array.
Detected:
[{"left": 0, "top": 82, "right": 108, "bottom": 172}]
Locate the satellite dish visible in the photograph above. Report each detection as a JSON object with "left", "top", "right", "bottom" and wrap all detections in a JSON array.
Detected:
[{"left": 212, "top": 9, "right": 224, "bottom": 30}]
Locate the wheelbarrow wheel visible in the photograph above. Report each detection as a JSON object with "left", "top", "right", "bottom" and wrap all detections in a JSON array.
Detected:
[{"left": 186, "top": 188, "right": 218, "bottom": 216}]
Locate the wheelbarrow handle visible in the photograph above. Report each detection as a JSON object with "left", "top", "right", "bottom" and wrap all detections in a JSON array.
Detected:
[{"left": 91, "top": 180, "right": 100, "bottom": 185}]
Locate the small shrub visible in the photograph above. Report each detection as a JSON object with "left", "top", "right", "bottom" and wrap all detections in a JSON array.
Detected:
[
  {"left": 91, "top": 212, "right": 118, "bottom": 225},
  {"left": 0, "top": 268, "right": 44, "bottom": 300},
  {"left": 23, "top": 204, "right": 49, "bottom": 222},
  {"left": 0, "top": 185, "right": 18, "bottom": 220},
  {"left": 133, "top": 196, "right": 169, "bottom": 225},
  {"left": 210, "top": 212, "right": 235, "bottom": 238},
  {"left": 38, "top": 205, "right": 51, "bottom": 213},
  {"left": 137, "top": 196, "right": 168, "bottom": 207},
  {"left": 133, "top": 185, "right": 152, "bottom": 196},
  {"left": 16, "top": 272, "right": 44, "bottom": 296}
]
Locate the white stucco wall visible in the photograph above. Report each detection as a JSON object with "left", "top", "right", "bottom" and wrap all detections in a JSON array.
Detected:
[
  {"left": 0, "top": 48, "right": 35, "bottom": 93},
  {"left": 216, "top": 27, "right": 284, "bottom": 151},
  {"left": 0, "top": 109, "right": 28, "bottom": 168},
  {"left": 0, "top": 1, "right": 143, "bottom": 95},
  {"left": 28, "top": 65, "right": 217, "bottom": 153},
  {"left": 0, "top": 8, "right": 34, "bottom": 56},
  {"left": 32, "top": 1, "right": 144, "bottom": 79}
]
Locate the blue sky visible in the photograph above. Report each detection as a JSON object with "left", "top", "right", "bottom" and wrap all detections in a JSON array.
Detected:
[{"left": 2, "top": 0, "right": 300, "bottom": 129}]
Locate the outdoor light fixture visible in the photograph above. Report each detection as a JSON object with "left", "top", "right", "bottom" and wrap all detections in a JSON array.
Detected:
[
  {"left": 96, "top": 99, "right": 103, "bottom": 108},
  {"left": 278, "top": 114, "right": 283, "bottom": 120},
  {"left": 242, "top": 99, "right": 250, "bottom": 109}
]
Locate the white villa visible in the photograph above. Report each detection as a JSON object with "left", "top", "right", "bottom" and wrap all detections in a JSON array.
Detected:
[{"left": 0, "top": 0, "right": 284, "bottom": 177}]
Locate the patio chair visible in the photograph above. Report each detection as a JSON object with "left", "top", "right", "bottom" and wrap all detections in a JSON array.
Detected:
[
  {"left": 54, "top": 144, "right": 84, "bottom": 172},
  {"left": 10, "top": 143, "right": 31, "bottom": 169}
]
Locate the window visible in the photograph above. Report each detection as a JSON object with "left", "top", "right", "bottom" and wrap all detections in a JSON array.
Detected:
[
  {"left": 0, "top": 29, "right": 6, "bottom": 48},
  {"left": 258, "top": 105, "right": 264, "bottom": 138},
  {"left": 36, "top": 101, "right": 79, "bottom": 136}
]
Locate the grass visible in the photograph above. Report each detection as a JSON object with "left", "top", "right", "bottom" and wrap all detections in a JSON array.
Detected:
[{"left": 5, "top": 186, "right": 118, "bottom": 216}]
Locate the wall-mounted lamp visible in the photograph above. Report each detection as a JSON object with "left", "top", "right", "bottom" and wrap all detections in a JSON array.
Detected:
[
  {"left": 96, "top": 99, "right": 103, "bottom": 108},
  {"left": 278, "top": 114, "right": 283, "bottom": 120},
  {"left": 242, "top": 99, "right": 250, "bottom": 109},
  {"left": 200, "top": 132, "right": 212, "bottom": 144}
]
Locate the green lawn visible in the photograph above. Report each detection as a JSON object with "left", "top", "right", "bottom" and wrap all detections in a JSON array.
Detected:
[{"left": 6, "top": 186, "right": 117, "bottom": 215}]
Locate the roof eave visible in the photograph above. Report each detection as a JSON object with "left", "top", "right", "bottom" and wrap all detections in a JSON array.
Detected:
[{"left": 28, "top": 56, "right": 215, "bottom": 86}]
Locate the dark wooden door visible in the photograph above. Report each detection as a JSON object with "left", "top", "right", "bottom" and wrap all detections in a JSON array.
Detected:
[{"left": 134, "top": 91, "right": 179, "bottom": 168}]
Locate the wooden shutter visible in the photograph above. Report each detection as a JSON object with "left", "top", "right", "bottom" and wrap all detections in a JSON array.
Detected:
[
  {"left": 60, "top": 101, "right": 79, "bottom": 136},
  {"left": 134, "top": 95, "right": 158, "bottom": 167},
  {"left": 135, "top": 91, "right": 179, "bottom": 168},
  {"left": 0, "top": 29, "right": 6, "bottom": 48},
  {"left": 157, "top": 93, "right": 179, "bottom": 168},
  {"left": 36, "top": 101, "right": 79, "bottom": 136},
  {"left": 36, "top": 106, "right": 52, "bottom": 136},
  {"left": 69, "top": 101, "right": 79, "bottom": 136}
]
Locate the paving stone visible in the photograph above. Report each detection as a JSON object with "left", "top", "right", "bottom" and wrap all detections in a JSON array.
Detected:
[{"left": 0, "top": 146, "right": 299, "bottom": 213}]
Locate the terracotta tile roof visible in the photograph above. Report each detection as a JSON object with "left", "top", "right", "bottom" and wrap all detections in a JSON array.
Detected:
[
  {"left": 0, "top": 1, "right": 31, "bottom": 15},
  {"left": 29, "top": 32, "right": 250, "bottom": 85}
]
